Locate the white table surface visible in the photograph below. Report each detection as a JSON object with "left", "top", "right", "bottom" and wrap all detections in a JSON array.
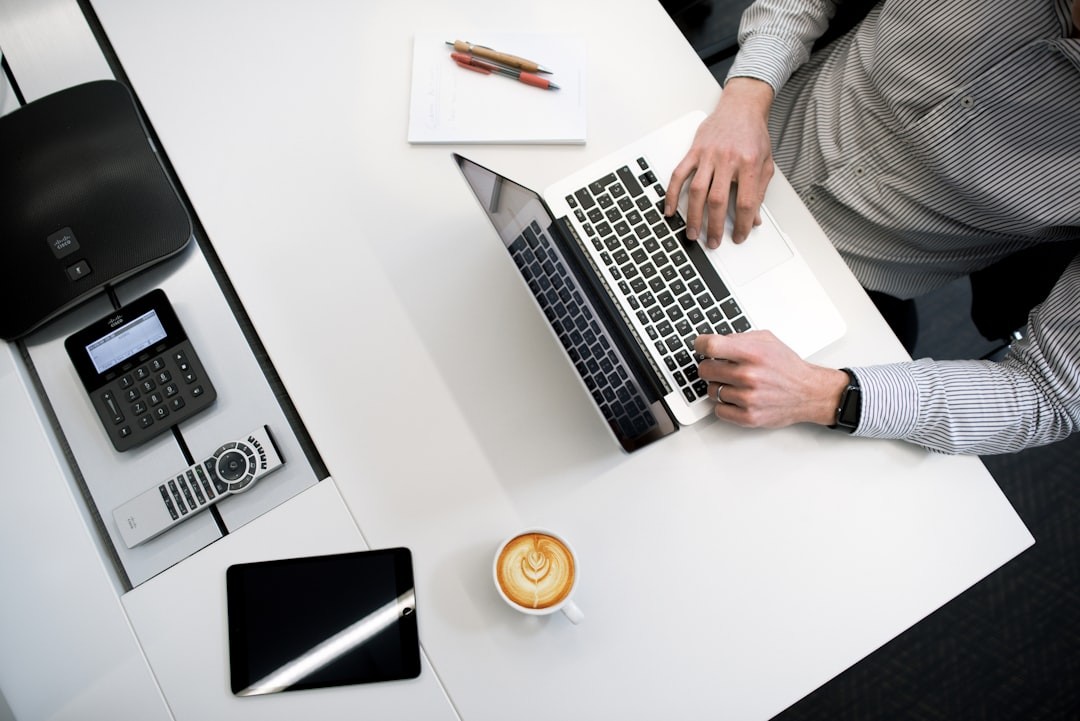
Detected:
[
  {"left": 12, "top": 0, "right": 1036, "bottom": 718},
  {"left": 0, "top": 342, "right": 172, "bottom": 721}
]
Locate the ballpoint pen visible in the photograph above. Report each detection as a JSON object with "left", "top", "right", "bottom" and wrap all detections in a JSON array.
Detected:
[
  {"left": 450, "top": 52, "right": 560, "bottom": 91},
  {"left": 445, "top": 39, "right": 553, "bottom": 75}
]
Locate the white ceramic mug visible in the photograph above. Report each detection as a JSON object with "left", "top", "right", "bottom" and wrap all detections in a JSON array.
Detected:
[{"left": 492, "top": 528, "right": 584, "bottom": 624}]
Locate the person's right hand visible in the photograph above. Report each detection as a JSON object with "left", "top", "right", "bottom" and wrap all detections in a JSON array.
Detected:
[
  {"left": 664, "top": 77, "right": 776, "bottom": 248},
  {"left": 695, "top": 331, "right": 848, "bottom": 429}
]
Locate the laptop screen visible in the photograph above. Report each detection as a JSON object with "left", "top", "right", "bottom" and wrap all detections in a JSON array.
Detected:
[{"left": 454, "top": 154, "right": 677, "bottom": 452}]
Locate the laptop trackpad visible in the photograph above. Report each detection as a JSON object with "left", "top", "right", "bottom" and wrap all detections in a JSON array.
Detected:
[{"left": 709, "top": 213, "right": 794, "bottom": 285}]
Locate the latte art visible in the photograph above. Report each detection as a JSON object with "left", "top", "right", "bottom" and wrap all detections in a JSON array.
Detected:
[{"left": 496, "top": 533, "right": 575, "bottom": 610}]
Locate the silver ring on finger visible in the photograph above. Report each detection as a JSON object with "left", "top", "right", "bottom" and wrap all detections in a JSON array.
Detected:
[{"left": 716, "top": 383, "right": 729, "bottom": 405}]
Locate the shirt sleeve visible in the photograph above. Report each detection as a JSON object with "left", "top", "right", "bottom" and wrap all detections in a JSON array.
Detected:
[
  {"left": 726, "top": 0, "right": 840, "bottom": 93},
  {"left": 849, "top": 254, "right": 1080, "bottom": 454}
]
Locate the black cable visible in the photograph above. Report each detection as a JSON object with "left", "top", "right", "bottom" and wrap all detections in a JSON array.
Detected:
[
  {"left": 105, "top": 284, "right": 121, "bottom": 310},
  {"left": 171, "top": 425, "right": 229, "bottom": 537},
  {"left": 1, "top": 52, "right": 27, "bottom": 106},
  {"left": 76, "top": 0, "right": 330, "bottom": 484}
]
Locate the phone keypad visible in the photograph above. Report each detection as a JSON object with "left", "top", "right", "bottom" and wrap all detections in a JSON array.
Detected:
[{"left": 92, "top": 339, "right": 216, "bottom": 451}]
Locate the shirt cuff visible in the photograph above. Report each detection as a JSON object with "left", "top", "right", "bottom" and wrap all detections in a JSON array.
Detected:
[
  {"left": 846, "top": 364, "right": 921, "bottom": 440},
  {"left": 725, "top": 34, "right": 809, "bottom": 94}
]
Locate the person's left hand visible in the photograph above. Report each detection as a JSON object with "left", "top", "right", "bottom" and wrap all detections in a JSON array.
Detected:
[
  {"left": 695, "top": 331, "right": 849, "bottom": 428},
  {"left": 664, "top": 78, "right": 775, "bottom": 247}
]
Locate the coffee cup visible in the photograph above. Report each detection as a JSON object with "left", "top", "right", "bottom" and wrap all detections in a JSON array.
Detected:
[{"left": 493, "top": 529, "right": 584, "bottom": 624}]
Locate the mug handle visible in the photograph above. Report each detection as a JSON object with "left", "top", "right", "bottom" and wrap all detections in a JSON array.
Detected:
[{"left": 561, "top": 599, "right": 584, "bottom": 624}]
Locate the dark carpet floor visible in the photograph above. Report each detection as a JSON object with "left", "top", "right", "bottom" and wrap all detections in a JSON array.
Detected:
[{"left": 778, "top": 280, "right": 1080, "bottom": 721}]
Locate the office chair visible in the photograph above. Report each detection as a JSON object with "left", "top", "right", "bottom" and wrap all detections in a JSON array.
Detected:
[
  {"left": 969, "top": 240, "right": 1080, "bottom": 357},
  {"left": 677, "top": 0, "right": 884, "bottom": 66}
]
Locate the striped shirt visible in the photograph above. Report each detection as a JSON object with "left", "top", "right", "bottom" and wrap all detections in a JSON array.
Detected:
[{"left": 728, "top": 0, "right": 1080, "bottom": 453}]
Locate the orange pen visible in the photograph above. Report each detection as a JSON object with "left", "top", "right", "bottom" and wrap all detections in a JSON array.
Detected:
[
  {"left": 450, "top": 52, "right": 560, "bottom": 91},
  {"left": 446, "top": 39, "right": 553, "bottom": 74}
]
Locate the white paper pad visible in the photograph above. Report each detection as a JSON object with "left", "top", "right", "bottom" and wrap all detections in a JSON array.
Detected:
[{"left": 408, "top": 32, "right": 586, "bottom": 144}]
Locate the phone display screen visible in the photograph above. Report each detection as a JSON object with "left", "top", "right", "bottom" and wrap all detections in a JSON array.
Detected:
[{"left": 85, "top": 309, "right": 167, "bottom": 373}]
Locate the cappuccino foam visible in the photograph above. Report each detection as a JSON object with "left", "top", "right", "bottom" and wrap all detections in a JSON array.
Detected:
[{"left": 496, "top": 533, "right": 575, "bottom": 610}]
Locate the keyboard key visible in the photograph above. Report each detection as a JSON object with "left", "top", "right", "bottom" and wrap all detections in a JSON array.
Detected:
[
  {"left": 590, "top": 173, "right": 617, "bottom": 195},
  {"left": 574, "top": 188, "right": 595, "bottom": 209},
  {"left": 721, "top": 298, "right": 742, "bottom": 318},
  {"left": 617, "top": 165, "right": 644, "bottom": 196}
]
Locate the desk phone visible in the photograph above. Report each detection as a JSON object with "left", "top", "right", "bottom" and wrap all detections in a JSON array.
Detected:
[{"left": 65, "top": 289, "right": 216, "bottom": 451}]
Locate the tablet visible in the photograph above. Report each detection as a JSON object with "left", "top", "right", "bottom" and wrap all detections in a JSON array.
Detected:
[{"left": 226, "top": 547, "right": 420, "bottom": 696}]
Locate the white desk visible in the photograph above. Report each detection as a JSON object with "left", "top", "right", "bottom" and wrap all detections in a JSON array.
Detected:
[{"left": 2, "top": 1, "right": 1034, "bottom": 719}]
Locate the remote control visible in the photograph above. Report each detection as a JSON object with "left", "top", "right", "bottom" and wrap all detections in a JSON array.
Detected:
[{"left": 113, "top": 426, "right": 285, "bottom": 548}]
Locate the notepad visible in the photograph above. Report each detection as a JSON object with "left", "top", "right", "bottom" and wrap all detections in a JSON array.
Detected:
[{"left": 408, "top": 32, "right": 586, "bottom": 144}]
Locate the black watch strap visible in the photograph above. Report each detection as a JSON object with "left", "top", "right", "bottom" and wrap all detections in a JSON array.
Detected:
[{"left": 829, "top": 368, "right": 861, "bottom": 433}]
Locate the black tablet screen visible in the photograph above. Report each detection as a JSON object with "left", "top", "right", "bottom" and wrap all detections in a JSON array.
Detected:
[{"left": 226, "top": 548, "right": 420, "bottom": 695}]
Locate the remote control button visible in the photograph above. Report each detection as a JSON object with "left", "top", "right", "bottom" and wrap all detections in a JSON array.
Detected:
[
  {"left": 186, "top": 470, "right": 206, "bottom": 505},
  {"left": 216, "top": 449, "right": 249, "bottom": 482},
  {"left": 194, "top": 465, "right": 216, "bottom": 499},
  {"left": 237, "top": 443, "right": 258, "bottom": 472},
  {"left": 204, "top": 460, "right": 228, "bottom": 495},
  {"left": 168, "top": 479, "right": 187, "bottom": 514},
  {"left": 159, "top": 485, "right": 178, "bottom": 520},
  {"left": 230, "top": 473, "right": 255, "bottom": 491},
  {"left": 178, "top": 475, "right": 196, "bottom": 510}
]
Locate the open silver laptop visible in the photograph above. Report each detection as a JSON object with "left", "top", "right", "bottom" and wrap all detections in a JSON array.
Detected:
[{"left": 454, "top": 110, "right": 844, "bottom": 452}]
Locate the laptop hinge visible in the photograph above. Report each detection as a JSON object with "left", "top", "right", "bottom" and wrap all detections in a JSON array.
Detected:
[{"left": 553, "top": 216, "right": 674, "bottom": 401}]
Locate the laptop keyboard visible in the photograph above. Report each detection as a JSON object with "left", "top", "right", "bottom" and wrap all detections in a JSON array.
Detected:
[
  {"left": 508, "top": 221, "right": 659, "bottom": 439},
  {"left": 566, "top": 157, "right": 752, "bottom": 404}
]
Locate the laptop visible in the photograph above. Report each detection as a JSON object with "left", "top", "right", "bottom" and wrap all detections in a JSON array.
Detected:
[{"left": 454, "top": 110, "right": 845, "bottom": 452}]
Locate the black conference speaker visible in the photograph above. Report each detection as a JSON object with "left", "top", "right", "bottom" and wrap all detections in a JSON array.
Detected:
[{"left": 0, "top": 79, "right": 192, "bottom": 340}]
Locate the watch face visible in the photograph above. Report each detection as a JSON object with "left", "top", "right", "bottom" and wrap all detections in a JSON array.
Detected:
[{"left": 838, "top": 387, "right": 861, "bottom": 428}]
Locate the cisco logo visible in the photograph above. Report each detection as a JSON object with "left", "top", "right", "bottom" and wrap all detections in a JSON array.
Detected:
[
  {"left": 46, "top": 226, "right": 81, "bottom": 260},
  {"left": 107, "top": 315, "right": 125, "bottom": 328}
]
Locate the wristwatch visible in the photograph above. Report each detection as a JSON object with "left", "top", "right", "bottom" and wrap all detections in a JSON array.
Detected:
[{"left": 829, "top": 368, "right": 861, "bottom": 433}]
